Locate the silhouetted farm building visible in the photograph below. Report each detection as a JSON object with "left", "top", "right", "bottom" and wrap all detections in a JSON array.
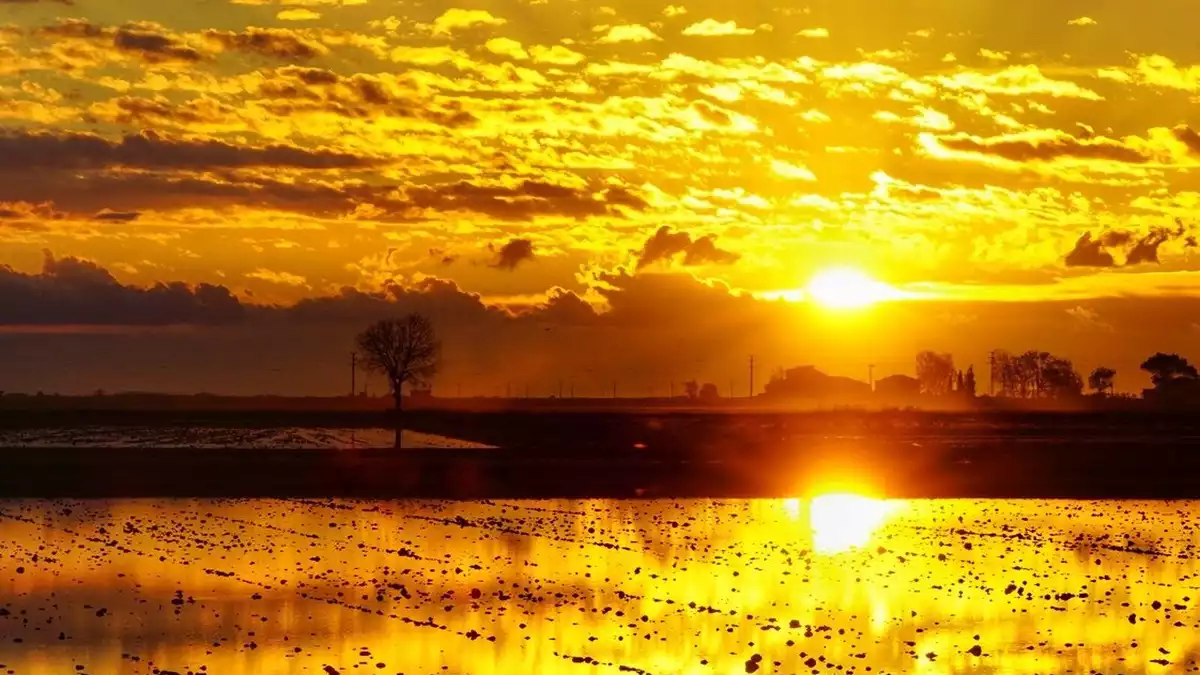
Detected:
[
  {"left": 762, "top": 366, "right": 871, "bottom": 403},
  {"left": 874, "top": 374, "right": 920, "bottom": 401}
]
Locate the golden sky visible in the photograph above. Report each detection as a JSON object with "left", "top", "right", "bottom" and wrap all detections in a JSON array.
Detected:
[{"left": 1, "top": 0, "right": 1200, "bottom": 394}]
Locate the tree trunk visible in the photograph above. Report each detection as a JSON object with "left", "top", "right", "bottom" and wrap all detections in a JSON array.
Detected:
[{"left": 392, "top": 384, "right": 404, "bottom": 449}]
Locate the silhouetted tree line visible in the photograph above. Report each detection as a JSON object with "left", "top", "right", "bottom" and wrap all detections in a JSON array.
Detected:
[{"left": 915, "top": 351, "right": 975, "bottom": 398}]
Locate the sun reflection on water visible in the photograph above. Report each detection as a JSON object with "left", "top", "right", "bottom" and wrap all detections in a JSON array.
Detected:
[{"left": 809, "top": 493, "right": 903, "bottom": 554}]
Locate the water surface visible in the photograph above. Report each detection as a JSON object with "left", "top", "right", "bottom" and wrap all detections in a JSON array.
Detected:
[{"left": 2, "top": 497, "right": 1198, "bottom": 674}]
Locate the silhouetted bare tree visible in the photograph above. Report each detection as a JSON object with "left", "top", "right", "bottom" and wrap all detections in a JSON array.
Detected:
[
  {"left": 916, "top": 351, "right": 955, "bottom": 396},
  {"left": 1088, "top": 367, "right": 1116, "bottom": 396},
  {"left": 356, "top": 314, "right": 440, "bottom": 413}
]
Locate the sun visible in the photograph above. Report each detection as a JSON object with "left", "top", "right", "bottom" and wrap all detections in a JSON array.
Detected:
[{"left": 805, "top": 267, "right": 901, "bottom": 310}]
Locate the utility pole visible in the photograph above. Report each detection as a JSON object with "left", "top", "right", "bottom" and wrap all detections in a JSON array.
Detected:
[
  {"left": 749, "top": 355, "right": 755, "bottom": 398},
  {"left": 506, "top": 383, "right": 511, "bottom": 398},
  {"left": 558, "top": 379, "right": 563, "bottom": 399},
  {"left": 612, "top": 380, "right": 617, "bottom": 399},
  {"left": 868, "top": 363, "right": 875, "bottom": 391},
  {"left": 350, "top": 352, "right": 357, "bottom": 398},
  {"left": 988, "top": 350, "right": 996, "bottom": 396}
]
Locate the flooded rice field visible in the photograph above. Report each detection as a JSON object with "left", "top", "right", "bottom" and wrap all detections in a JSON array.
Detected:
[{"left": 2, "top": 497, "right": 1199, "bottom": 674}]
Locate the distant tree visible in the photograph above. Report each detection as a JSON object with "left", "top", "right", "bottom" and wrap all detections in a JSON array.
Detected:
[
  {"left": 356, "top": 314, "right": 440, "bottom": 413},
  {"left": 992, "top": 349, "right": 1082, "bottom": 399},
  {"left": 955, "top": 371, "right": 965, "bottom": 394},
  {"left": 684, "top": 380, "right": 700, "bottom": 399},
  {"left": 916, "top": 351, "right": 955, "bottom": 396},
  {"left": 1140, "top": 352, "right": 1198, "bottom": 388},
  {"left": 1042, "top": 357, "right": 1083, "bottom": 398},
  {"left": 1088, "top": 367, "right": 1116, "bottom": 396},
  {"left": 699, "top": 382, "right": 720, "bottom": 402},
  {"left": 963, "top": 366, "right": 977, "bottom": 397}
]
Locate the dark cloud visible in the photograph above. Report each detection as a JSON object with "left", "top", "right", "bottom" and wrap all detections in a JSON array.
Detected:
[
  {"left": 255, "top": 67, "right": 477, "bottom": 127},
  {"left": 1173, "top": 125, "right": 1200, "bottom": 156},
  {"left": 490, "top": 239, "right": 535, "bottom": 270},
  {"left": 636, "top": 226, "right": 740, "bottom": 268},
  {"left": 203, "top": 28, "right": 328, "bottom": 60},
  {"left": 114, "top": 23, "right": 206, "bottom": 63},
  {"left": 38, "top": 18, "right": 105, "bottom": 39},
  {"left": 0, "top": 170, "right": 367, "bottom": 218},
  {"left": 0, "top": 170, "right": 640, "bottom": 223},
  {"left": 0, "top": 251, "right": 245, "bottom": 326},
  {"left": 39, "top": 20, "right": 208, "bottom": 64},
  {"left": 937, "top": 132, "right": 1150, "bottom": 164},
  {"left": 1065, "top": 224, "right": 1192, "bottom": 268},
  {"left": 95, "top": 96, "right": 240, "bottom": 129},
  {"left": 0, "top": 129, "right": 380, "bottom": 172},
  {"left": 406, "top": 180, "right": 644, "bottom": 221},
  {"left": 93, "top": 210, "right": 141, "bottom": 223},
  {"left": 1126, "top": 224, "right": 1190, "bottom": 266}
]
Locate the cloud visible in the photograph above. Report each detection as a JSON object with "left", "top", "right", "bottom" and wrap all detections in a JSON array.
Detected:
[
  {"left": 797, "top": 27, "right": 829, "bottom": 38},
  {"left": 770, "top": 159, "right": 816, "bottom": 181},
  {"left": 1067, "top": 16, "right": 1097, "bottom": 26},
  {"left": 204, "top": 27, "right": 328, "bottom": 59},
  {"left": 663, "top": 5, "right": 687, "bottom": 17},
  {"left": 682, "top": 19, "right": 754, "bottom": 37},
  {"left": 1173, "top": 125, "right": 1200, "bottom": 156},
  {"left": 930, "top": 65, "right": 1102, "bottom": 99},
  {"left": 0, "top": 250, "right": 245, "bottom": 325},
  {"left": 529, "top": 44, "right": 584, "bottom": 65},
  {"left": 93, "top": 210, "right": 141, "bottom": 222},
  {"left": 929, "top": 130, "right": 1150, "bottom": 164},
  {"left": 1129, "top": 55, "right": 1200, "bottom": 92},
  {"left": 252, "top": 66, "right": 477, "bottom": 127},
  {"left": 404, "top": 180, "right": 646, "bottom": 221},
  {"left": 635, "top": 226, "right": 739, "bottom": 268},
  {"left": 277, "top": 8, "right": 321, "bottom": 21},
  {"left": 489, "top": 238, "right": 535, "bottom": 270},
  {"left": 0, "top": 129, "right": 381, "bottom": 171},
  {"left": 597, "top": 24, "right": 660, "bottom": 43},
  {"left": 431, "top": 9, "right": 505, "bottom": 35},
  {"left": 484, "top": 37, "right": 527, "bottom": 60},
  {"left": 39, "top": 20, "right": 209, "bottom": 64},
  {"left": 246, "top": 268, "right": 308, "bottom": 286},
  {"left": 0, "top": 0, "right": 73, "bottom": 3},
  {"left": 0, "top": 201, "right": 64, "bottom": 220}
]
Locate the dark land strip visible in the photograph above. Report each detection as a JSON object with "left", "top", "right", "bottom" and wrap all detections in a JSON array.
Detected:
[{"left": 3, "top": 410, "right": 1200, "bottom": 499}]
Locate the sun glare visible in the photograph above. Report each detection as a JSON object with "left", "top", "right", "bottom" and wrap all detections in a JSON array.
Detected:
[
  {"left": 805, "top": 267, "right": 902, "bottom": 310},
  {"left": 809, "top": 493, "right": 902, "bottom": 554}
]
